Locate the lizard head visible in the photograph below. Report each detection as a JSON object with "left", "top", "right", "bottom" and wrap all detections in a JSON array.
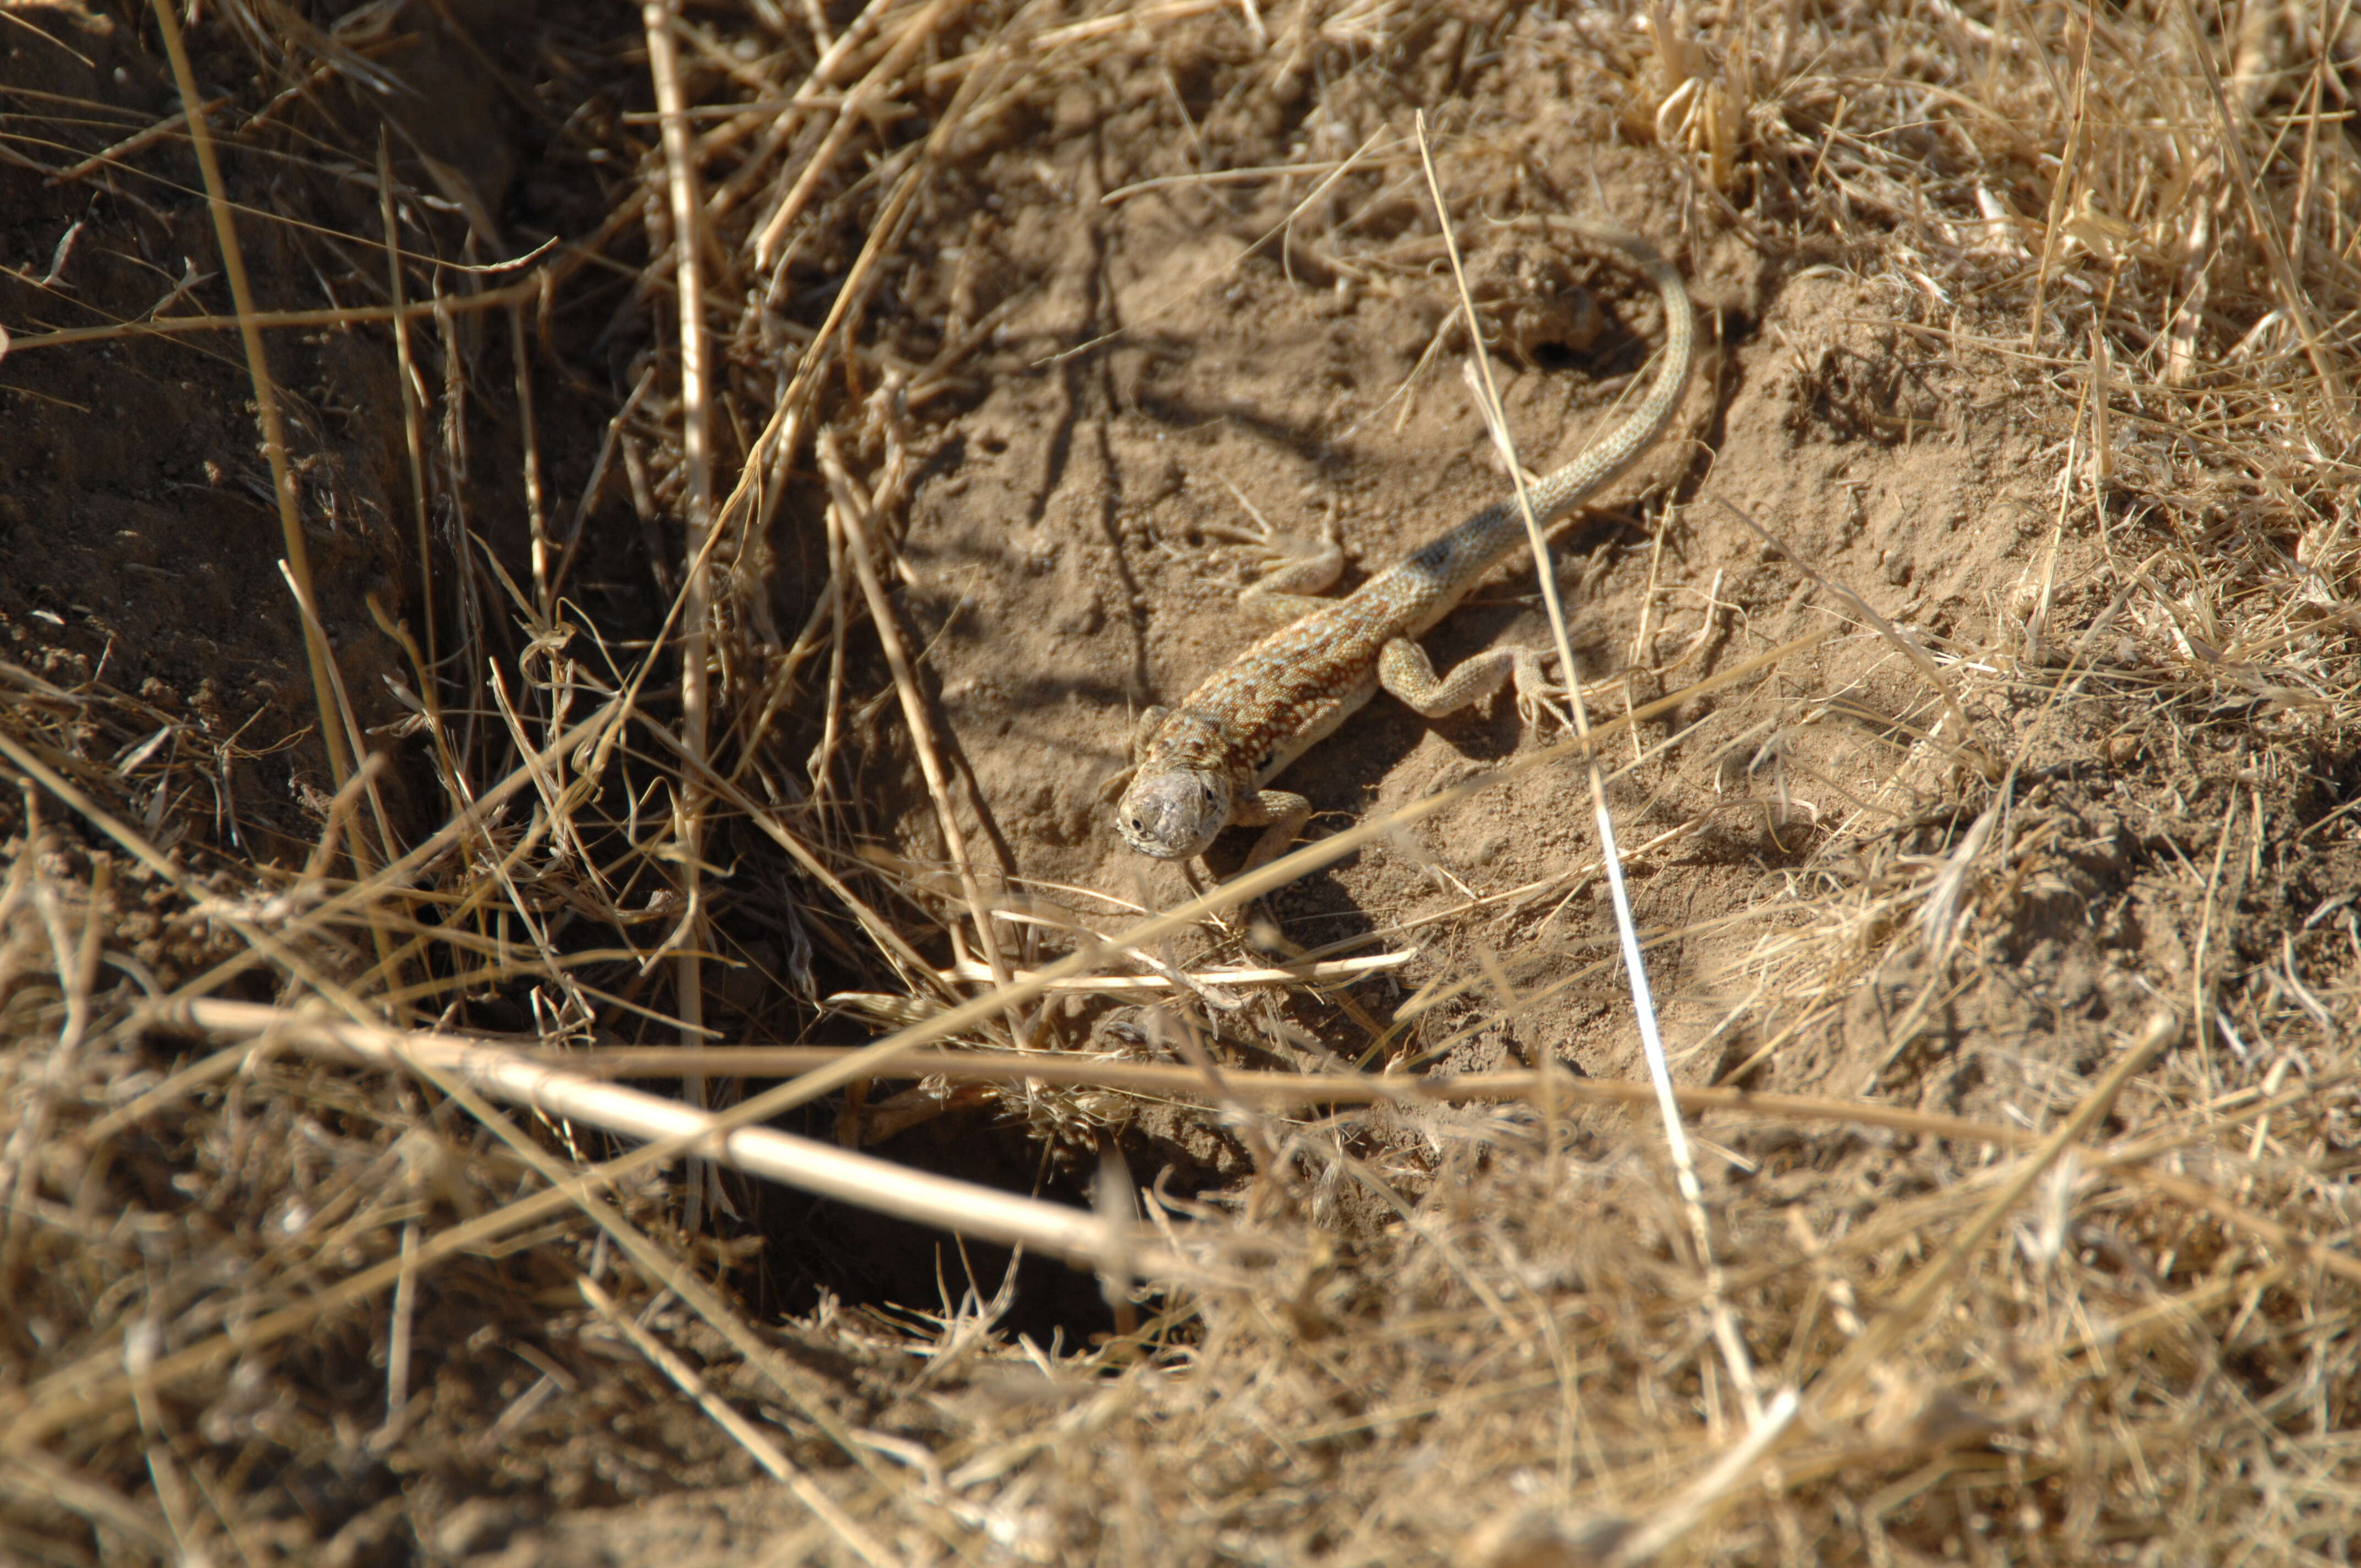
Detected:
[{"left": 1116, "top": 767, "right": 1232, "bottom": 860}]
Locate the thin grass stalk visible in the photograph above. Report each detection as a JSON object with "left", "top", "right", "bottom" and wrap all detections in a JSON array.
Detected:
[
  {"left": 749, "top": 0, "right": 970, "bottom": 268},
  {"left": 378, "top": 133, "right": 440, "bottom": 698},
  {"left": 510, "top": 297, "right": 551, "bottom": 623},
  {"left": 580, "top": 1279, "right": 902, "bottom": 1567},
  {"left": 2170, "top": 0, "right": 2354, "bottom": 442},
  {"left": 157, "top": 999, "right": 1193, "bottom": 1273},
  {"left": 820, "top": 429, "right": 1015, "bottom": 996},
  {"left": 398, "top": 1044, "right": 974, "bottom": 1547},
  {"left": 145, "top": 0, "right": 364, "bottom": 867},
  {"left": 1412, "top": 113, "right": 1763, "bottom": 1424},
  {"left": 0, "top": 732, "right": 365, "bottom": 1019},
  {"left": 0, "top": 278, "right": 542, "bottom": 351},
  {"left": 646, "top": 0, "right": 721, "bottom": 1227},
  {"left": 1609, "top": 1011, "right": 2178, "bottom": 1563}
]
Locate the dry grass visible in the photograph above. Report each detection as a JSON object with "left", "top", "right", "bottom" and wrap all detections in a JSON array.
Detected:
[{"left": 3, "top": 0, "right": 2359, "bottom": 1562}]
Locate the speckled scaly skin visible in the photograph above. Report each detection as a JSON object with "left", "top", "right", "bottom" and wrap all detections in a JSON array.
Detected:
[{"left": 1114, "top": 224, "right": 1694, "bottom": 865}]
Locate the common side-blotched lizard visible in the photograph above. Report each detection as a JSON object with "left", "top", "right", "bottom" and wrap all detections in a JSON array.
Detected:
[{"left": 1114, "top": 223, "right": 1694, "bottom": 866}]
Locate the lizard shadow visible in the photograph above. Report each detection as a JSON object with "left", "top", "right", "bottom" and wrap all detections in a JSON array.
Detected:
[
  {"left": 900, "top": 428, "right": 1138, "bottom": 715},
  {"left": 1128, "top": 387, "right": 1352, "bottom": 473}
]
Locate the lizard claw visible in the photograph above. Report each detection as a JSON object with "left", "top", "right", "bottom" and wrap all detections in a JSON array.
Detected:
[
  {"left": 1208, "top": 500, "right": 1345, "bottom": 605},
  {"left": 1513, "top": 649, "right": 1572, "bottom": 733}
]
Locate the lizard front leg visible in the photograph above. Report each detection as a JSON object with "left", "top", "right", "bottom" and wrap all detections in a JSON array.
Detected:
[
  {"left": 1130, "top": 704, "right": 1171, "bottom": 759},
  {"left": 1231, "top": 786, "right": 1315, "bottom": 871},
  {"left": 1096, "top": 705, "right": 1172, "bottom": 806}
]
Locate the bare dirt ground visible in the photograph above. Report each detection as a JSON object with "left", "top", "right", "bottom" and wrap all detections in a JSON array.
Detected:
[{"left": 4, "top": 1, "right": 2360, "bottom": 1563}]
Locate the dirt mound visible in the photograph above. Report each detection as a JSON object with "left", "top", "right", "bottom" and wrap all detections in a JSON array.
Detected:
[{"left": 4, "top": 1, "right": 2359, "bottom": 1562}]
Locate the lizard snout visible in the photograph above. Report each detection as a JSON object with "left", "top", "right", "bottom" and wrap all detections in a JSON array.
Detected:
[{"left": 1116, "top": 770, "right": 1231, "bottom": 860}]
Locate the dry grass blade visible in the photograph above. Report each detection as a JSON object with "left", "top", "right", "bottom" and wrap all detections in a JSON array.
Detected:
[
  {"left": 643, "top": 0, "right": 723, "bottom": 1231},
  {"left": 1600, "top": 1012, "right": 2177, "bottom": 1562},
  {"left": 155, "top": 998, "right": 1195, "bottom": 1274},
  {"left": 1711, "top": 493, "right": 2000, "bottom": 781},
  {"left": 1817, "top": 1014, "right": 2177, "bottom": 1413},
  {"left": 144, "top": 0, "right": 354, "bottom": 805},
  {"left": 0, "top": 275, "right": 545, "bottom": 350},
  {"left": 819, "top": 427, "right": 1015, "bottom": 995},
  {"left": 2168, "top": 0, "right": 2354, "bottom": 440},
  {"left": 535, "top": 1044, "right": 2066, "bottom": 1146},
  {"left": 396, "top": 1035, "right": 966, "bottom": 1547}
]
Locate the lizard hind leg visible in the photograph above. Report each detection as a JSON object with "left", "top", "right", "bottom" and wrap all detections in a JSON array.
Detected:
[{"left": 1377, "top": 635, "right": 1524, "bottom": 719}]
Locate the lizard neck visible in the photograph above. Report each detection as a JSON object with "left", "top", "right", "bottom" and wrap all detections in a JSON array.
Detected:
[{"left": 1139, "top": 706, "right": 1252, "bottom": 778}]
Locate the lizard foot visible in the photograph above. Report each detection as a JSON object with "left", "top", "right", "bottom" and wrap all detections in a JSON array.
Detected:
[
  {"left": 1202, "top": 508, "right": 1346, "bottom": 611},
  {"left": 1513, "top": 647, "right": 1574, "bottom": 733}
]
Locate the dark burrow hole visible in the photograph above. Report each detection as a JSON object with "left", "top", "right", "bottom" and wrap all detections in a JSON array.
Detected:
[
  {"left": 727, "top": 1103, "right": 1206, "bottom": 1347},
  {"left": 1524, "top": 338, "right": 1587, "bottom": 372}
]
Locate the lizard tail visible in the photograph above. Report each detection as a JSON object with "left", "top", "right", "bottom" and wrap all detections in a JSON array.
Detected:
[{"left": 1515, "top": 219, "right": 1696, "bottom": 523}]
